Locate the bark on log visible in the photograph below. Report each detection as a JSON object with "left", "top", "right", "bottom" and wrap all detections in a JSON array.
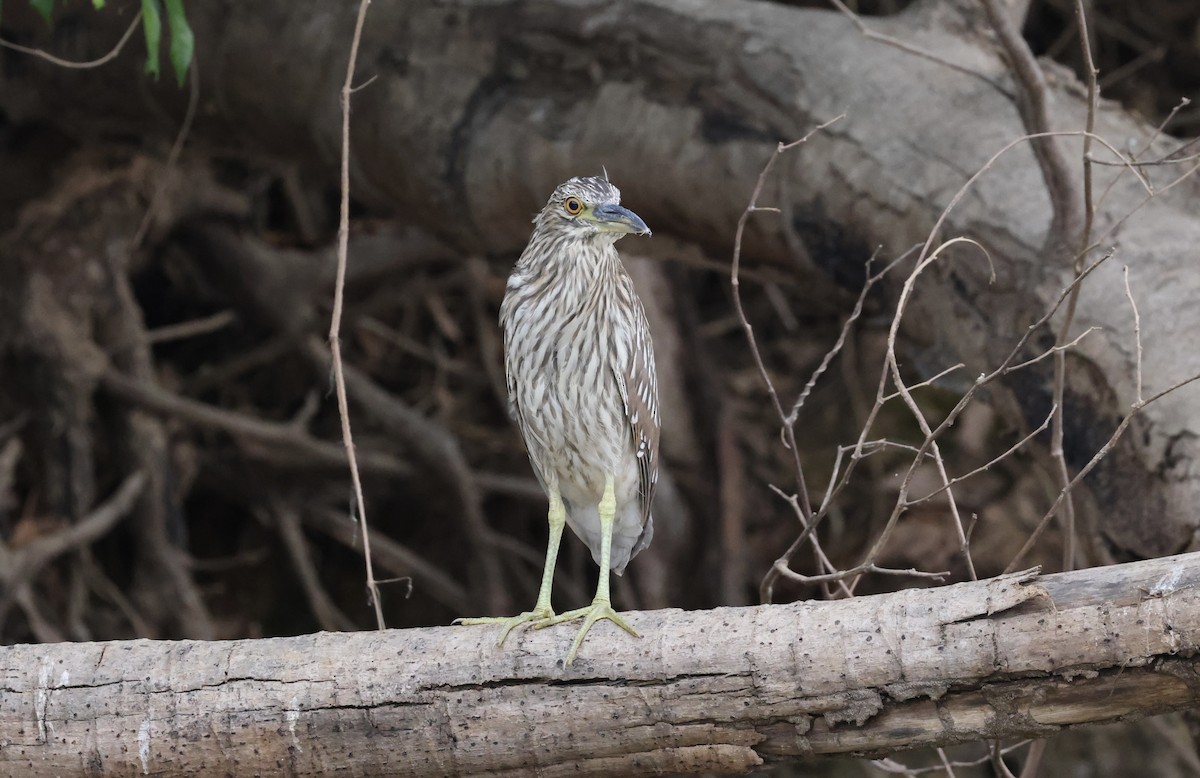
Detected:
[
  {"left": 5, "top": 0, "right": 1198, "bottom": 562},
  {"left": 2, "top": 552, "right": 1199, "bottom": 776}
]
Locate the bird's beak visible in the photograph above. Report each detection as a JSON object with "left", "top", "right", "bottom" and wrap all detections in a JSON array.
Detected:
[{"left": 592, "top": 203, "right": 651, "bottom": 236}]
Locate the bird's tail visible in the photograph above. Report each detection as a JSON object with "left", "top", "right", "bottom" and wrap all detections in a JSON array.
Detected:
[{"left": 566, "top": 501, "right": 652, "bottom": 576}]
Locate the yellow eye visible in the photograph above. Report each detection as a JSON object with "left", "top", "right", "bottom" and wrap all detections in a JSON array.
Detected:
[{"left": 564, "top": 196, "right": 583, "bottom": 215}]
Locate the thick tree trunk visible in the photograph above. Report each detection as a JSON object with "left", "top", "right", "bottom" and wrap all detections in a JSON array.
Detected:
[
  {"left": 5, "top": 0, "right": 1197, "bottom": 561},
  {"left": 2, "top": 552, "right": 1199, "bottom": 776}
]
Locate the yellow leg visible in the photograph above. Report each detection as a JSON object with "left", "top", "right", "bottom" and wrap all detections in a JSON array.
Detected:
[
  {"left": 455, "top": 489, "right": 566, "bottom": 647},
  {"left": 535, "top": 475, "right": 638, "bottom": 664}
]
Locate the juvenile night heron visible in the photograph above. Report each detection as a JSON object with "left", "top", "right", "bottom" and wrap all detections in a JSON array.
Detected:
[{"left": 457, "top": 176, "right": 659, "bottom": 665}]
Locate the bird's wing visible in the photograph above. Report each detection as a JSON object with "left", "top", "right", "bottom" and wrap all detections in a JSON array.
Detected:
[
  {"left": 615, "top": 300, "right": 660, "bottom": 524},
  {"left": 500, "top": 291, "right": 551, "bottom": 492}
]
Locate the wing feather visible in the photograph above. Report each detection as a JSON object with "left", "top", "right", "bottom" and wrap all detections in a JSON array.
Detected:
[{"left": 615, "top": 298, "right": 659, "bottom": 525}]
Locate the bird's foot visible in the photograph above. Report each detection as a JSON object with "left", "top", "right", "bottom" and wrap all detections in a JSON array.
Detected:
[
  {"left": 534, "top": 599, "right": 638, "bottom": 665},
  {"left": 454, "top": 607, "right": 555, "bottom": 648}
]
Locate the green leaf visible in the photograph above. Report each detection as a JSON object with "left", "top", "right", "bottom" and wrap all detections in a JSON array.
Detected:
[
  {"left": 162, "top": 0, "right": 193, "bottom": 87},
  {"left": 93, "top": 0, "right": 105, "bottom": 9},
  {"left": 30, "top": 0, "right": 55, "bottom": 26},
  {"left": 141, "top": 0, "right": 162, "bottom": 79}
]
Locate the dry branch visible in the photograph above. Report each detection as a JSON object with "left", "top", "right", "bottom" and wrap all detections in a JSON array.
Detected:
[
  {"left": 4, "top": 552, "right": 1200, "bottom": 776},
  {"left": 0, "top": 471, "right": 146, "bottom": 618}
]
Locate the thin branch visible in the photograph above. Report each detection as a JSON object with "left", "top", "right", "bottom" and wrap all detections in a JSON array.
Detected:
[
  {"left": 873, "top": 741, "right": 1034, "bottom": 776},
  {"left": 1087, "top": 102, "right": 1195, "bottom": 170},
  {"left": 938, "top": 748, "right": 960, "bottom": 778},
  {"left": 871, "top": 238, "right": 992, "bottom": 584},
  {"left": 1003, "top": 327, "right": 1100, "bottom": 372},
  {"left": 787, "top": 246, "right": 910, "bottom": 423},
  {"left": 100, "top": 367, "right": 412, "bottom": 477},
  {"left": 917, "top": 132, "right": 1147, "bottom": 270},
  {"left": 836, "top": 248, "right": 1110, "bottom": 595},
  {"left": 991, "top": 739, "right": 1019, "bottom": 778},
  {"left": 1005, "top": 369, "right": 1200, "bottom": 572},
  {"left": 765, "top": 485, "right": 854, "bottom": 598},
  {"left": 329, "top": 0, "right": 384, "bottom": 629},
  {"left": 132, "top": 51, "right": 202, "bottom": 248},
  {"left": 305, "top": 508, "right": 473, "bottom": 615},
  {"left": 733, "top": 116, "right": 844, "bottom": 605},
  {"left": 0, "top": 472, "right": 147, "bottom": 617},
  {"left": 145, "top": 310, "right": 237, "bottom": 344},
  {"left": 980, "top": 0, "right": 1082, "bottom": 247},
  {"left": 1044, "top": 0, "right": 1099, "bottom": 574},
  {"left": 1020, "top": 740, "right": 1048, "bottom": 778},
  {"left": 829, "top": 0, "right": 1006, "bottom": 91},
  {"left": 0, "top": 10, "right": 142, "bottom": 68},
  {"left": 906, "top": 404, "right": 1055, "bottom": 506},
  {"left": 769, "top": 559, "right": 948, "bottom": 587},
  {"left": 996, "top": 250, "right": 1113, "bottom": 376},
  {"left": 791, "top": 245, "right": 1110, "bottom": 604},
  {"left": 878, "top": 364, "right": 967, "bottom": 402},
  {"left": 1123, "top": 267, "right": 1143, "bottom": 406}
]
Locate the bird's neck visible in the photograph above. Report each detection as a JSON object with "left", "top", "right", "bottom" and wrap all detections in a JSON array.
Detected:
[{"left": 515, "top": 231, "right": 624, "bottom": 292}]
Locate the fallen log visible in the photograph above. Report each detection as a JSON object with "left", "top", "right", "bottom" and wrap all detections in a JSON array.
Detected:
[{"left": 2, "top": 552, "right": 1198, "bottom": 775}]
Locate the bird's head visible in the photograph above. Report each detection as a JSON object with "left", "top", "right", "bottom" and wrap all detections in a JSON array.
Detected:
[{"left": 534, "top": 176, "right": 651, "bottom": 244}]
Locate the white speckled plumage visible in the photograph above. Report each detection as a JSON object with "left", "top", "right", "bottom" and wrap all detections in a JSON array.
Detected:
[{"left": 501, "top": 176, "right": 659, "bottom": 574}]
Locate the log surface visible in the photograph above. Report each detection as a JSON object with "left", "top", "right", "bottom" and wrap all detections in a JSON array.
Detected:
[{"left": 2, "top": 553, "right": 1199, "bottom": 775}]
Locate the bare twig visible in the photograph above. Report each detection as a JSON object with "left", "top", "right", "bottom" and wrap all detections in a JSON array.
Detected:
[
  {"left": 879, "top": 364, "right": 967, "bottom": 402},
  {"left": 100, "top": 367, "right": 412, "bottom": 477},
  {"left": 918, "top": 131, "right": 1148, "bottom": 268},
  {"left": 980, "top": 0, "right": 1082, "bottom": 247},
  {"left": 766, "top": 485, "right": 854, "bottom": 598},
  {"left": 1005, "top": 369, "right": 1200, "bottom": 572},
  {"left": 305, "top": 508, "right": 473, "bottom": 615},
  {"left": 1020, "top": 739, "right": 1047, "bottom": 778},
  {"left": 329, "top": 0, "right": 385, "bottom": 629},
  {"left": 829, "top": 0, "right": 1005, "bottom": 91},
  {"left": 768, "top": 558, "right": 948, "bottom": 587},
  {"left": 1044, "top": 0, "right": 1100, "bottom": 574},
  {"left": 733, "top": 117, "right": 878, "bottom": 604},
  {"left": 996, "top": 251, "right": 1113, "bottom": 376},
  {"left": 991, "top": 738, "right": 1020, "bottom": 778},
  {"left": 0, "top": 472, "right": 147, "bottom": 618},
  {"left": 788, "top": 247, "right": 911, "bottom": 422},
  {"left": 851, "top": 238, "right": 992, "bottom": 588},
  {"left": 732, "top": 116, "right": 843, "bottom": 522},
  {"left": 13, "top": 585, "right": 65, "bottom": 644},
  {"left": 872, "top": 741, "right": 1033, "bottom": 775},
  {"left": 0, "top": 10, "right": 142, "bottom": 68},
  {"left": 303, "top": 336, "right": 509, "bottom": 615},
  {"left": 766, "top": 130, "right": 1117, "bottom": 602},
  {"left": 145, "top": 310, "right": 237, "bottom": 344},
  {"left": 938, "top": 748, "right": 960, "bottom": 778},
  {"left": 132, "top": 51, "right": 201, "bottom": 249},
  {"left": 1123, "top": 267, "right": 1143, "bottom": 406},
  {"left": 823, "top": 246, "right": 1110, "bottom": 599},
  {"left": 814, "top": 122, "right": 1153, "bottom": 596},
  {"left": 908, "top": 404, "right": 1056, "bottom": 506},
  {"left": 1088, "top": 99, "right": 1195, "bottom": 172},
  {"left": 1003, "top": 327, "right": 1100, "bottom": 372}
]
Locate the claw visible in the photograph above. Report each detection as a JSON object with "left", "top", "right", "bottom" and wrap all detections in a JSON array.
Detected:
[
  {"left": 455, "top": 607, "right": 556, "bottom": 647},
  {"left": 535, "top": 599, "right": 639, "bottom": 664}
]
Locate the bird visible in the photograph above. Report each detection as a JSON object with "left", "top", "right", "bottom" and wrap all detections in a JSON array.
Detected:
[{"left": 456, "top": 175, "right": 659, "bottom": 665}]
